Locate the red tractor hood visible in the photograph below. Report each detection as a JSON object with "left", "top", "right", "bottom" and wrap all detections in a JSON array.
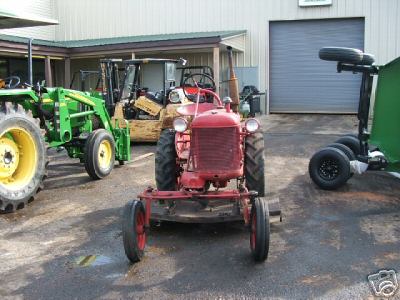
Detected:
[{"left": 191, "top": 109, "right": 241, "bottom": 128}]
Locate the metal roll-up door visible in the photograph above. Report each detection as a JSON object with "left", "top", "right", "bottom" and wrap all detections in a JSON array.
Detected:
[{"left": 269, "top": 18, "right": 365, "bottom": 113}]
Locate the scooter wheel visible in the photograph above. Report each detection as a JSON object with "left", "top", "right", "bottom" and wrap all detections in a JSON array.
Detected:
[{"left": 309, "top": 147, "right": 350, "bottom": 190}]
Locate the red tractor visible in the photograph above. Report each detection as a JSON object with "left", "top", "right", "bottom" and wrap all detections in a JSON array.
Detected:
[{"left": 122, "top": 48, "right": 279, "bottom": 263}]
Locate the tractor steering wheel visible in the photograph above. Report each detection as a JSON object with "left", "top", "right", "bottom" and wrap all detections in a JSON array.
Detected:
[
  {"left": 3, "top": 76, "right": 21, "bottom": 89},
  {"left": 182, "top": 73, "right": 216, "bottom": 103}
]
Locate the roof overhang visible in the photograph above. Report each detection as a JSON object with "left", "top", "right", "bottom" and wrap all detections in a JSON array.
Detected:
[
  {"left": 0, "top": 10, "right": 58, "bottom": 29},
  {"left": 0, "top": 30, "right": 246, "bottom": 59},
  {"left": 220, "top": 32, "right": 246, "bottom": 52}
]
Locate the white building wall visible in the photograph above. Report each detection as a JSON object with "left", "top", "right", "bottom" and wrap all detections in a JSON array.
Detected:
[
  {"left": 53, "top": 0, "right": 400, "bottom": 109},
  {"left": 1, "top": 0, "right": 56, "bottom": 40}
]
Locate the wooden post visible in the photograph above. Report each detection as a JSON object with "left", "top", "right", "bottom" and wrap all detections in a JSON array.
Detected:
[
  {"left": 213, "top": 47, "right": 220, "bottom": 95},
  {"left": 64, "top": 57, "right": 71, "bottom": 88},
  {"left": 44, "top": 56, "right": 53, "bottom": 87}
]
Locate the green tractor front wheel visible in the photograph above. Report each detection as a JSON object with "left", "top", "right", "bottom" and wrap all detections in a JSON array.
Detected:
[
  {"left": 0, "top": 102, "right": 47, "bottom": 212},
  {"left": 84, "top": 129, "right": 115, "bottom": 180}
]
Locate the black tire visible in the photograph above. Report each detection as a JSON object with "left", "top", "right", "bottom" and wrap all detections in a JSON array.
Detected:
[
  {"left": 309, "top": 147, "right": 350, "bottom": 190},
  {"left": 122, "top": 200, "right": 146, "bottom": 263},
  {"left": 245, "top": 132, "right": 265, "bottom": 197},
  {"left": 250, "top": 197, "right": 270, "bottom": 262},
  {"left": 155, "top": 129, "right": 178, "bottom": 191},
  {"left": 84, "top": 129, "right": 115, "bottom": 180},
  {"left": 326, "top": 143, "right": 355, "bottom": 161},
  {"left": 319, "top": 47, "right": 363, "bottom": 64},
  {"left": 0, "top": 102, "right": 47, "bottom": 212},
  {"left": 335, "top": 135, "right": 361, "bottom": 156}
]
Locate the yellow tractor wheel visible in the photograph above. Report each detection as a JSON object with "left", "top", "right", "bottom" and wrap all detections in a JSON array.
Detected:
[
  {"left": 84, "top": 129, "right": 115, "bottom": 179},
  {"left": 0, "top": 102, "right": 47, "bottom": 212}
]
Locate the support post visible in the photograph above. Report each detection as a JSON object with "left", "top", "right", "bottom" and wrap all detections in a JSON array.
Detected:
[
  {"left": 64, "top": 57, "right": 71, "bottom": 88},
  {"left": 131, "top": 52, "right": 135, "bottom": 60},
  {"left": 45, "top": 56, "right": 53, "bottom": 87},
  {"left": 213, "top": 47, "right": 220, "bottom": 95}
]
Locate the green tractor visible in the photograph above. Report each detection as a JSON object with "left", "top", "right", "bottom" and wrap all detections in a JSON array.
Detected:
[
  {"left": 309, "top": 47, "right": 400, "bottom": 190},
  {"left": 0, "top": 54, "right": 130, "bottom": 212}
]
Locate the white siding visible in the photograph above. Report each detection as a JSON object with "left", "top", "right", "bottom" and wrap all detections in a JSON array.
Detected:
[
  {"left": 0, "top": 0, "right": 56, "bottom": 40},
  {"left": 53, "top": 0, "right": 400, "bottom": 111}
]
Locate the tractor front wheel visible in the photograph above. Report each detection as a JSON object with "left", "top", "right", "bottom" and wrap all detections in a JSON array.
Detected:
[
  {"left": 84, "top": 129, "right": 115, "bottom": 179},
  {"left": 0, "top": 102, "right": 47, "bottom": 212},
  {"left": 245, "top": 132, "right": 265, "bottom": 197},
  {"left": 250, "top": 197, "right": 270, "bottom": 262},
  {"left": 122, "top": 200, "right": 146, "bottom": 263}
]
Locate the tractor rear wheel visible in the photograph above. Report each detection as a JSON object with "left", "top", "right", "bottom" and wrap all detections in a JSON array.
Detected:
[
  {"left": 122, "top": 200, "right": 146, "bottom": 263},
  {"left": 245, "top": 132, "right": 265, "bottom": 197},
  {"left": 309, "top": 147, "right": 350, "bottom": 190},
  {"left": 84, "top": 129, "right": 115, "bottom": 179},
  {"left": 155, "top": 129, "right": 178, "bottom": 191},
  {"left": 0, "top": 102, "right": 47, "bottom": 212},
  {"left": 250, "top": 197, "right": 270, "bottom": 262}
]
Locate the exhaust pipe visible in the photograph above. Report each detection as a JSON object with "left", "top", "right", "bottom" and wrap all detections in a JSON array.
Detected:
[
  {"left": 227, "top": 46, "right": 239, "bottom": 113},
  {"left": 28, "top": 38, "right": 33, "bottom": 86}
]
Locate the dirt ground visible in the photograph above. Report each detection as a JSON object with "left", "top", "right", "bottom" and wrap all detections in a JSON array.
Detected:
[{"left": 1, "top": 114, "right": 400, "bottom": 299}]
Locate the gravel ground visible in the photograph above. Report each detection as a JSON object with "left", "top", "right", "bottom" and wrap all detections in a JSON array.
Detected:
[{"left": 0, "top": 114, "right": 399, "bottom": 299}]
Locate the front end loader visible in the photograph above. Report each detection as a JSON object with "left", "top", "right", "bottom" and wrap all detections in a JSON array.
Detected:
[{"left": 0, "top": 53, "right": 130, "bottom": 213}]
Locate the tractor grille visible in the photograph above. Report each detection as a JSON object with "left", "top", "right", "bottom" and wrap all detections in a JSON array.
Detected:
[{"left": 191, "top": 127, "right": 240, "bottom": 172}]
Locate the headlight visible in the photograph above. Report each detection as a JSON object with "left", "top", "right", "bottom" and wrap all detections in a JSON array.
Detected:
[
  {"left": 245, "top": 119, "right": 260, "bottom": 133},
  {"left": 173, "top": 117, "right": 188, "bottom": 133},
  {"left": 169, "top": 90, "right": 182, "bottom": 103}
]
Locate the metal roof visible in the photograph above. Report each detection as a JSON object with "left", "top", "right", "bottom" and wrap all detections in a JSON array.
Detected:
[
  {"left": 0, "top": 9, "right": 58, "bottom": 29},
  {"left": 0, "top": 30, "right": 246, "bottom": 49}
]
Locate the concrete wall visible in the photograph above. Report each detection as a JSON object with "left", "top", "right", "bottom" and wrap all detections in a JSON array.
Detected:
[
  {"left": 53, "top": 0, "right": 400, "bottom": 112},
  {"left": 1, "top": 0, "right": 56, "bottom": 40}
]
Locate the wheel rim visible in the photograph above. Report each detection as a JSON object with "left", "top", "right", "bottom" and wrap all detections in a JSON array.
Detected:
[
  {"left": 136, "top": 210, "right": 146, "bottom": 250},
  {"left": 318, "top": 158, "right": 339, "bottom": 181},
  {"left": 0, "top": 128, "right": 37, "bottom": 190},
  {"left": 250, "top": 211, "right": 256, "bottom": 251},
  {"left": 98, "top": 140, "right": 112, "bottom": 170}
]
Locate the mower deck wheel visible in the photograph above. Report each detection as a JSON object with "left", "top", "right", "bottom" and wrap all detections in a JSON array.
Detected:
[
  {"left": 335, "top": 135, "right": 361, "bottom": 156},
  {"left": 122, "top": 200, "right": 146, "bottom": 263},
  {"left": 309, "top": 146, "right": 350, "bottom": 190},
  {"left": 326, "top": 143, "right": 355, "bottom": 161},
  {"left": 250, "top": 197, "right": 270, "bottom": 262}
]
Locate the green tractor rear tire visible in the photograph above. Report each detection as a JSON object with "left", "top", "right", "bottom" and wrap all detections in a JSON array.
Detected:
[
  {"left": 245, "top": 132, "right": 266, "bottom": 197},
  {"left": 84, "top": 129, "right": 115, "bottom": 180},
  {"left": 0, "top": 102, "right": 47, "bottom": 212}
]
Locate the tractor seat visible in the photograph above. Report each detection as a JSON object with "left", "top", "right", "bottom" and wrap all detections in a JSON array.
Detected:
[{"left": 319, "top": 47, "right": 375, "bottom": 66}]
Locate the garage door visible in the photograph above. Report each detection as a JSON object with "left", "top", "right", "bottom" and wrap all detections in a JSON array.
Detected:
[{"left": 269, "top": 18, "right": 364, "bottom": 113}]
